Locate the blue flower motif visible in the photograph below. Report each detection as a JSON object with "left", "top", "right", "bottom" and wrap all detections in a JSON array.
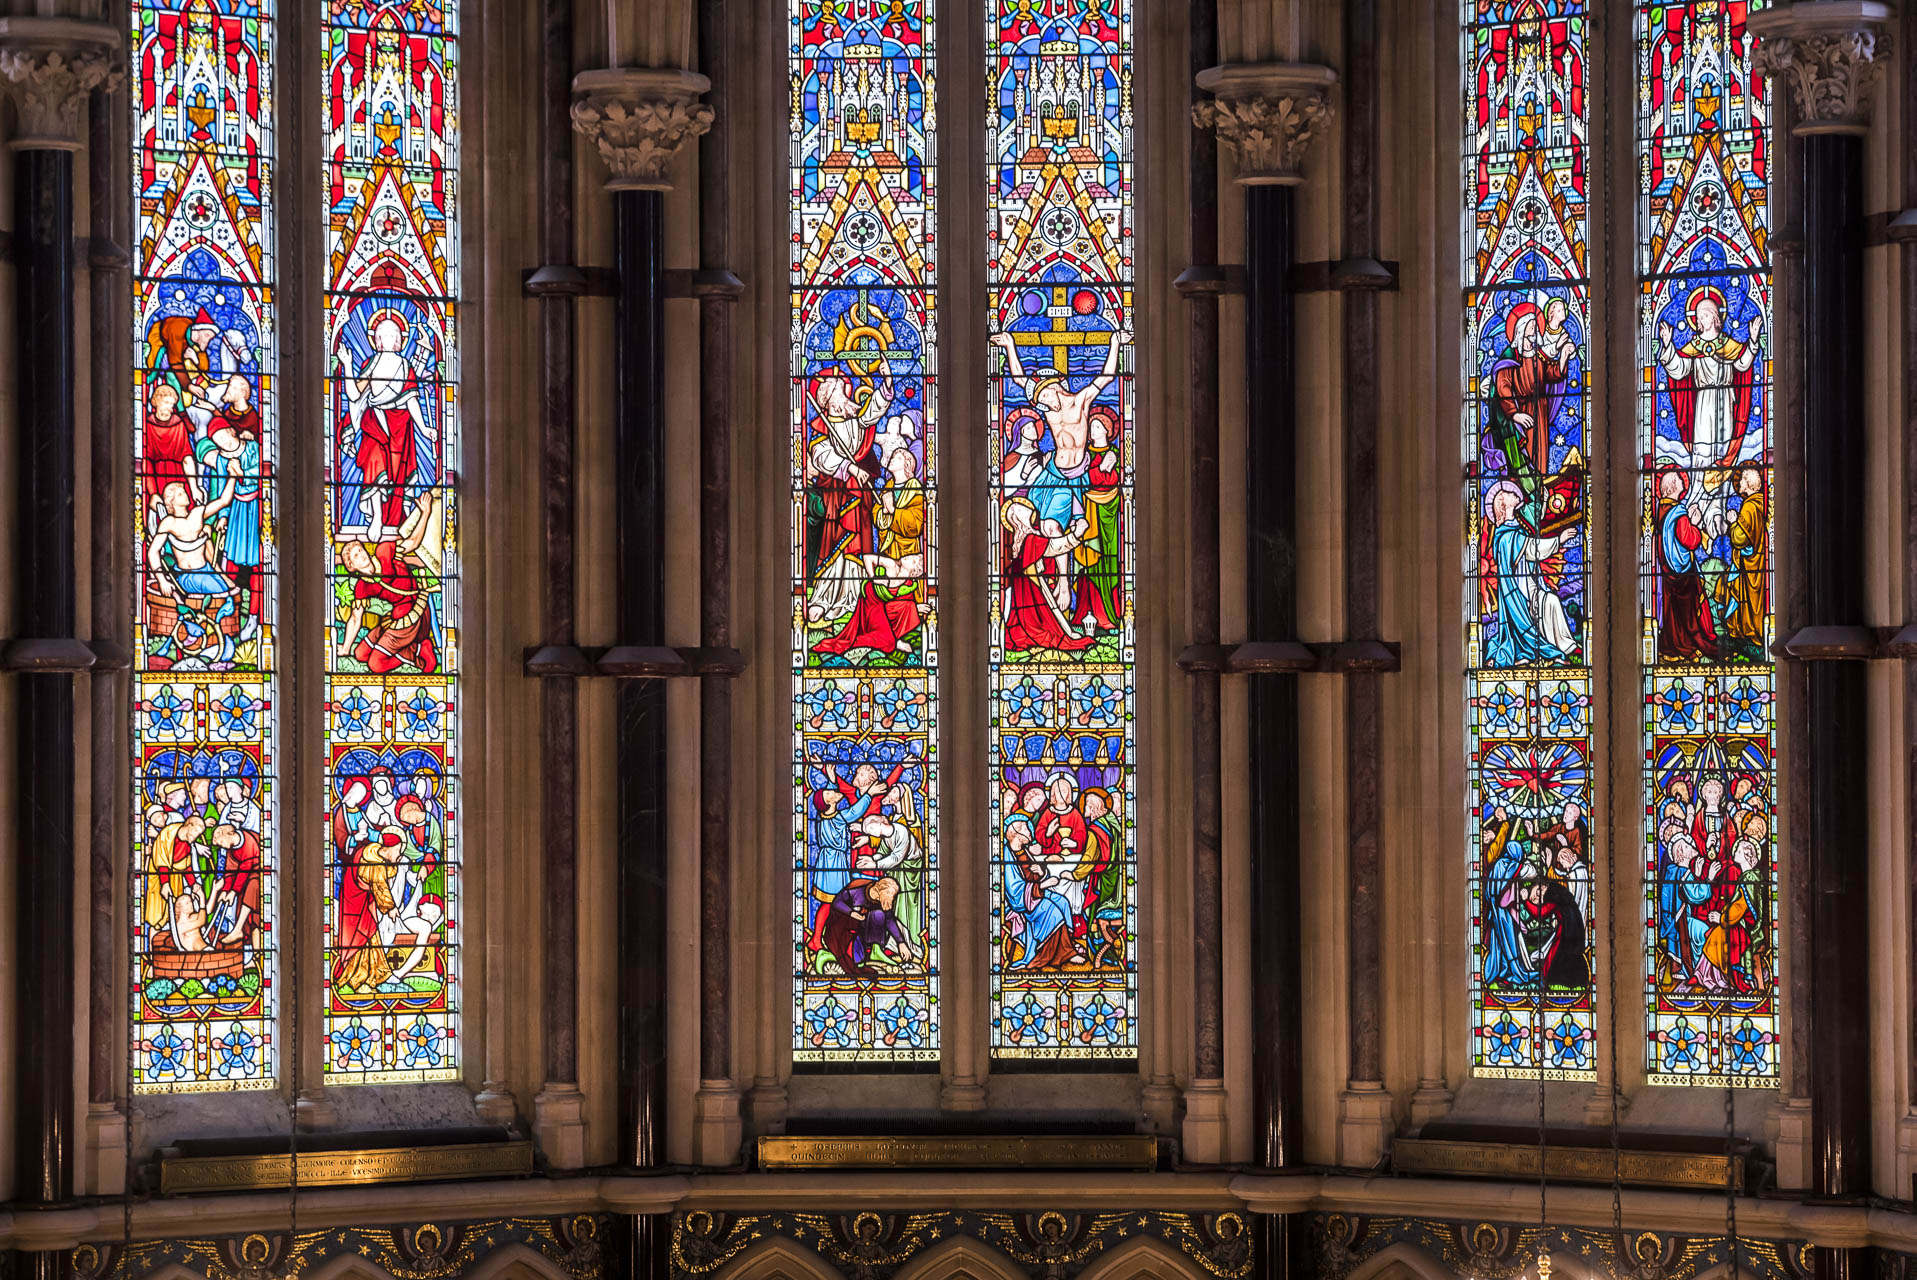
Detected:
[
  {"left": 399, "top": 1016, "right": 444, "bottom": 1069},
  {"left": 1543, "top": 682, "right": 1587, "bottom": 737},
  {"left": 876, "top": 998, "right": 928, "bottom": 1048},
  {"left": 1071, "top": 676, "right": 1122, "bottom": 728},
  {"left": 800, "top": 684, "right": 854, "bottom": 731},
  {"left": 1725, "top": 1018, "right": 1777, "bottom": 1075},
  {"left": 1656, "top": 1017, "right": 1704, "bottom": 1073},
  {"left": 874, "top": 679, "right": 925, "bottom": 731},
  {"left": 329, "top": 1018, "right": 377, "bottom": 1071},
  {"left": 145, "top": 687, "right": 189, "bottom": 737},
  {"left": 1003, "top": 678, "right": 1047, "bottom": 728},
  {"left": 1480, "top": 682, "right": 1522, "bottom": 735},
  {"left": 146, "top": 1027, "right": 188, "bottom": 1080},
  {"left": 804, "top": 997, "right": 856, "bottom": 1049},
  {"left": 1001, "top": 993, "right": 1050, "bottom": 1046},
  {"left": 400, "top": 690, "right": 443, "bottom": 736},
  {"left": 213, "top": 1024, "right": 260, "bottom": 1078},
  {"left": 1547, "top": 1014, "right": 1593, "bottom": 1070},
  {"left": 1723, "top": 677, "right": 1770, "bottom": 732},
  {"left": 1074, "top": 993, "right": 1125, "bottom": 1045},
  {"left": 1655, "top": 683, "right": 1699, "bottom": 732},
  {"left": 1479, "top": 1012, "right": 1529, "bottom": 1067},
  {"left": 334, "top": 689, "right": 376, "bottom": 737},
  {"left": 213, "top": 685, "right": 262, "bottom": 736}
]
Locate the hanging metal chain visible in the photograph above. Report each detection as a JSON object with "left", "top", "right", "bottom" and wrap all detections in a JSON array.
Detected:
[
  {"left": 123, "top": 874, "right": 137, "bottom": 1279},
  {"left": 288, "top": 838, "right": 301, "bottom": 1279},
  {"left": 1596, "top": 4, "right": 1627, "bottom": 1275},
  {"left": 1725, "top": 1084, "right": 1739, "bottom": 1280}
]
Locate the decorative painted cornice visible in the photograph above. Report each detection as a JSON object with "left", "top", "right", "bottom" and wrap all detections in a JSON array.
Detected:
[
  {"left": 1750, "top": 2, "right": 1893, "bottom": 136},
  {"left": 0, "top": 17, "right": 122, "bottom": 151},
  {"left": 1192, "top": 62, "right": 1337, "bottom": 186},
  {"left": 570, "top": 66, "right": 713, "bottom": 193}
]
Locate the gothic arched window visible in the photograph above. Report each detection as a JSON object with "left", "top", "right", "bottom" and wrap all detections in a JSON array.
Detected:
[
  {"left": 131, "top": 0, "right": 464, "bottom": 1091},
  {"left": 788, "top": 0, "right": 1139, "bottom": 1067},
  {"left": 133, "top": 0, "right": 283, "bottom": 1091},
  {"left": 1462, "top": 0, "right": 1778, "bottom": 1086}
]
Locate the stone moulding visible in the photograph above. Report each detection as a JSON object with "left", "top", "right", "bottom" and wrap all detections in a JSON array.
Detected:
[{"left": 570, "top": 66, "right": 714, "bottom": 192}]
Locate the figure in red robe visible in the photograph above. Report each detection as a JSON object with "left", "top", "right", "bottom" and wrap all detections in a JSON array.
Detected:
[
  {"left": 332, "top": 829, "right": 404, "bottom": 990},
  {"left": 209, "top": 822, "right": 264, "bottom": 948},
  {"left": 337, "top": 538, "right": 439, "bottom": 674},
  {"left": 1001, "top": 498, "right": 1096, "bottom": 654},
  {"left": 337, "top": 314, "right": 432, "bottom": 534},
  {"left": 142, "top": 383, "right": 198, "bottom": 506},
  {"left": 1654, "top": 467, "right": 1721, "bottom": 661}
]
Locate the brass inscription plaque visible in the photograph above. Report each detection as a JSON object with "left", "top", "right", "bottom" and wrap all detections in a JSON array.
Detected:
[
  {"left": 756, "top": 1135, "right": 1159, "bottom": 1170},
  {"left": 1391, "top": 1139, "right": 1743, "bottom": 1192},
  {"left": 158, "top": 1140, "right": 534, "bottom": 1194}
]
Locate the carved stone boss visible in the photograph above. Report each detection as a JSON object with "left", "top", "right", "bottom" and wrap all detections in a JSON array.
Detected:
[
  {"left": 1750, "top": 2, "right": 1893, "bottom": 137},
  {"left": 571, "top": 66, "right": 714, "bottom": 192},
  {"left": 1192, "top": 62, "right": 1337, "bottom": 187}
]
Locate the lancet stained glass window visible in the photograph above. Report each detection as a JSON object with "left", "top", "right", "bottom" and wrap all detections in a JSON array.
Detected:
[
  {"left": 1463, "top": 1, "right": 1596, "bottom": 1079},
  {"left": 133, "top": 0, "right": 281, "bottom": 1092},
  {"left": 1637, "top": 0, "right": 1779, "bottom": 1085},
  {"left": 987, "top": 1, "right": 1136, "bottom": 1060},
  {"left": 790, "top": 0, "right": 940, "bottom": 1064},
  {"left": 321, "top": 0, "right": 461, "bottom": 1082}
]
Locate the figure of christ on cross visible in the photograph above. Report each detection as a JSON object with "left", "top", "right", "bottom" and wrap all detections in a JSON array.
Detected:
[{"left": 991, "top": 319, "right": 1128, "bottom": 535}]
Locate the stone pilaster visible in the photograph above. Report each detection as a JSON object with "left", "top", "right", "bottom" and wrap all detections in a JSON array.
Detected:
[
  {"left": 1751, "top": 2, "right": 1893, "bottom": 137},
  {"left": 570, "top": 67, "right": 713, "bottom": 193},
  {"left": 1192, "top": 62, "right": 1336, "bottom": 187}
]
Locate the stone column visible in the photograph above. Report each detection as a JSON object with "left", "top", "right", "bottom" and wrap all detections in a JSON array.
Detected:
[
  {"left": 1332, "top": 0, "right": 1395, "bottom": 1170},
  {"left": 572, "top": 56, "right": 709, "bottom": 1280},
  {"left": 572, "top": 65, "right": 711, "bottom": 1170},
  {"left": 1751, "top": 7, "right": 1890, "bottom": 1275},
  {"left": 0, "top": 16, "right": 119, "bottom": 1280},
  {"left": 529, "top": 0, "right": 585, "bottom": 1171},
  {"left": 1179, "top": 0, "right": 1227, "bottom": 1166},
  {"left": 691, "top": 0, "right": 747, "bottom": 1170},
  {"left": 1196, "top": 51, "right": 1332, "bottom": 1275},
  {"left": 1195, "top": 58, "right": 1333, "bottom": 1174}
]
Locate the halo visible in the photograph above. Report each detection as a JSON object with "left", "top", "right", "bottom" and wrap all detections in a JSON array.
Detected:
[
  {"left": 1029, "top": 374, "right": 1066, "bottom": 404},
  {"left": 1000, "top": 494, "right": 1038, "bottom": 531},
  {"left": 366, "top": 306, "right": 410, "bottom": 341},
  {"left": 1684, "top": 285, "right": 1727, "bottom": 325}
]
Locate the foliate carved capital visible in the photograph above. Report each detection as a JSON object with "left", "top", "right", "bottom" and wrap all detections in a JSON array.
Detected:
[
  {"left": 570, "top": 67, "right": 712, "bottom": 192},
  {"left": 1192, "top": 62, "right": 1337, "bottom": 186},
  {"left": 0, "top": 18, "right": 123, "bottom": 151},
  {"left": 1750, "top": 5, "right": 1892, "bottom": 136}
]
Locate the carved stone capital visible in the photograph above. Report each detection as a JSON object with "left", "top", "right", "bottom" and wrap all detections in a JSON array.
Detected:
[
  {"left": 1749, "top": 3, "right": 1893, "bottom": 136},
  {"left": 570, "top": 66, "right": 713, "bottom": 192},
  {"left": 1192, "top": 62, "right": 1337, "bottom": 186},
  {"left": 0, "top": 17, "right": 122, "bottom": 151}
]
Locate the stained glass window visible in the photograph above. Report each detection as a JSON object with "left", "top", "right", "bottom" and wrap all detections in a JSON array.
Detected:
[
  {"left": 321, "top": 0, "right": 461, "bottom": 1082},
  {"left": 987, "top": 2, "right": 1136, "bottom": 1061},
  {"left": 1463, "top": 1, "right": 1596, "bottom": 1079},
  {"left": 133, "top": 0, "right": 281, "bottom": 1092},
  {"left": 1637, "top": 1, "right": 1779, "bottom": 1086},
  {"left": 790, "top": 0, "right": 940, "bottom": 1064}
]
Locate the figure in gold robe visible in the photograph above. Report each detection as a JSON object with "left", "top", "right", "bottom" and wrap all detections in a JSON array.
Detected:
[{"left": 1719, "top": 465, "right": 1769, "bottom": 660}]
